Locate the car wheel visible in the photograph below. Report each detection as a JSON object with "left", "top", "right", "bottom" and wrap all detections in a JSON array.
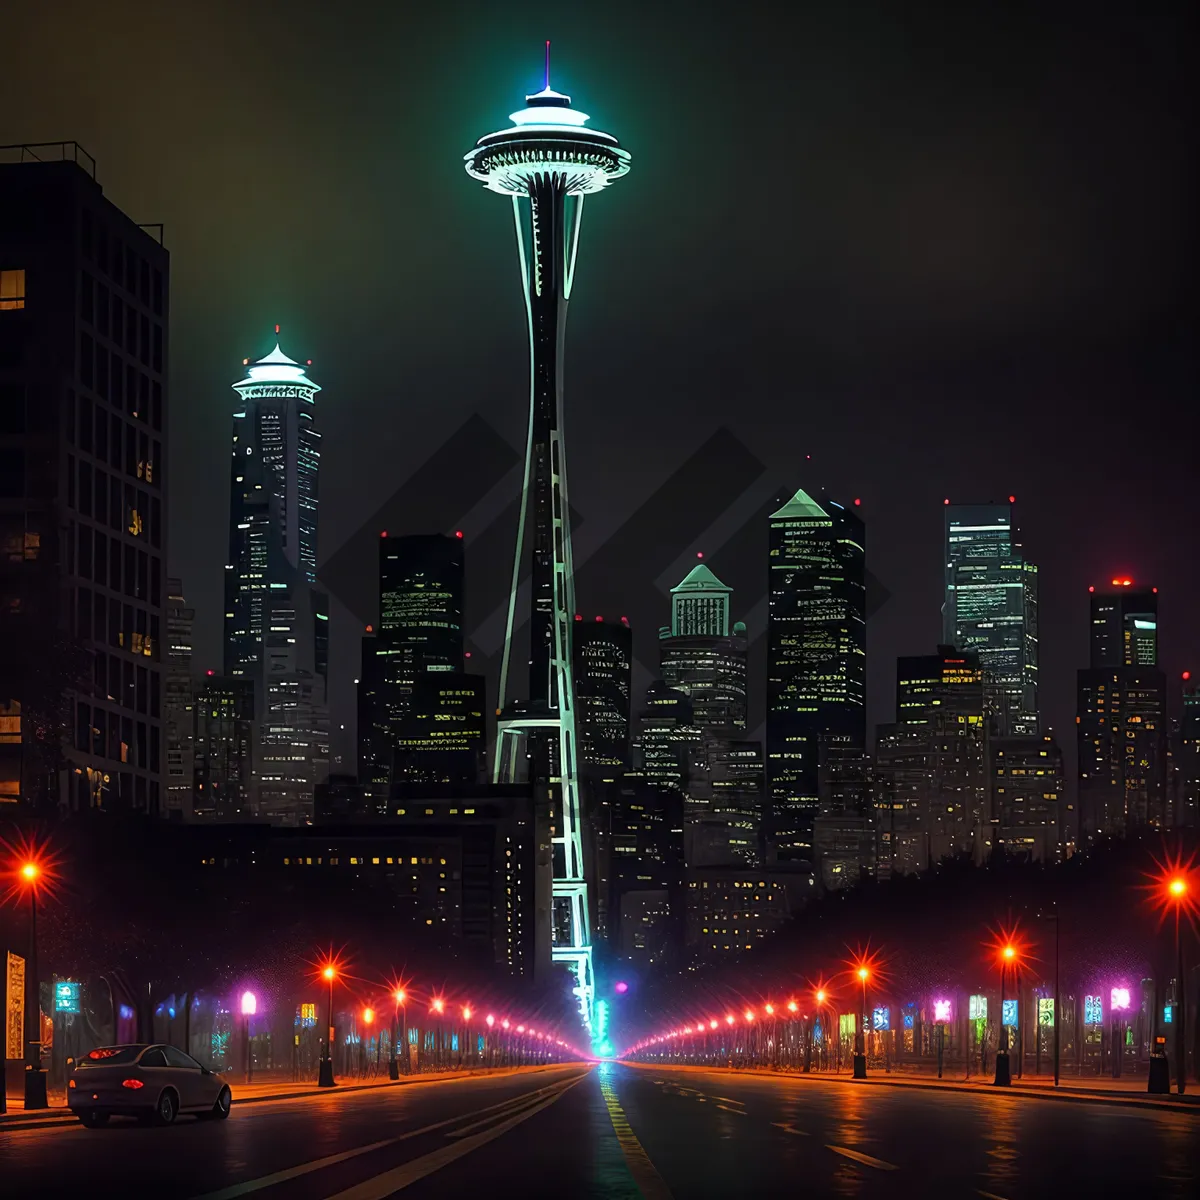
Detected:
[
  {"left": 154, "top": 1088, "right": 178, "bottom": 1126},
  {"left": 210, "top": 1086, "right": 232, "bottom": 1120},
  {"left": 79, "top": 1110, "right": 110, "bottom": 1128}
]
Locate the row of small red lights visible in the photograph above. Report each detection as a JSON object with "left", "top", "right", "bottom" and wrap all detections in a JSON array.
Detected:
[
  {"left": 314, "top": 961, "right": 584, "bottom": 1058},
  {"left": 626, "top": 989, "right": 833, "bottom": 1055},
  {"left": 627, "top": 860, "right": 1197, "bottom": 1056}
]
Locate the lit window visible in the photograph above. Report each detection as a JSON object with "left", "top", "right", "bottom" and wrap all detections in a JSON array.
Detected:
[{"left": 0, "top": 269, "right": 25, "bottom": 310}]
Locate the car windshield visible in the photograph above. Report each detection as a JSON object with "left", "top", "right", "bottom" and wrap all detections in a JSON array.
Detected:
[{"left": 77, "top": 1046, "right": 147, "bottom": 1066}]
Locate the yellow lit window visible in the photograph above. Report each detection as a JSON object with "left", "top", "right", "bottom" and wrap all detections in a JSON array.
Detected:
[{"left": 0, "top": 269, "right": 25, "bottom": 310}]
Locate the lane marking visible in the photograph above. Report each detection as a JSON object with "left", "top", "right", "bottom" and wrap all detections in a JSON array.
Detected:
[
  {"left": 600, "top": 1076, "right": 674, "bottom": 1200},
  {"left": 827, "top": 1145, "right": 899, "bottom": 1172},
  {"left": 772, "top": 1121, "right": 810, "bottom": 1137},
  {"left": 444, "top": 1081, "right": 577, "bottom": 1138},
  {"left": 977, "top": 1191, "right": 1010, "bottom": 1200},
  {"left": 320, "top": 1075, "right": 587, "bottom": 1198},
  {"left": 715, "top": 1104, "right": 747, "bottom": 1115},
  {"left": 712, "top": 1096, "right": 744, "bottom": 1105},
  {"left": 191, "top": 1071, "right": 588, "bottom": 1200}
]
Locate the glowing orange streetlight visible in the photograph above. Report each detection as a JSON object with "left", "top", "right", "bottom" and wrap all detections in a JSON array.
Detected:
[
  {"left": 1148, "top": 852, "right": 1198, "bottom": 1095},
  {"left": 315, "top": 957, "right": 342, "bottom": 1088},
  {"left": 787, "top": 1000, "right": 798, "bottom": 1015},
  {"left": 462, "top": 1005, "right": 472, "bottom": 1022},
  {"left": 988, "top": 924, "right": 1029, "bottom": 1087},
  {"left": 8, "top": 844, "right": 57, "bottom": 1108},
  {"left": 363, "top": 1007, "right": 375, "bottom": 1025},
  {"left": 431, "top": 996, "right": 445, "bottom": 1015}
]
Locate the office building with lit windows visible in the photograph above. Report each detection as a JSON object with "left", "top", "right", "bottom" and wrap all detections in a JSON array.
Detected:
[
  {"left": 1077, "top": 580, "right": 1167, "bottom": 839},
  {"left": 0, "top": 145, "right": 169, "bottom": 812},
  {"left": 1179, "top": 676, "right": 1200, "bottom": 828},
  {"left": 192, "top": 674, "right": 254, "bottom": 819},
  {"left": 573, "top": 616, "right": 633, "bottom": 784},
  {"left": 357, "top": 532, "right": 475, "bottom": 784},
  {"left": 310, "top": 782, "right": 550, "bottom": 977},
  {"left": 163, "top": 578, "right": 194, "bottom": 818},
  {"left": 942, "top": 501, "right": 1038, "bottom": 736},
  {"left": 990, "top": 734, "right": 1065, "bottom": 861},
  {"left": 896, "top": 647, "right": 984, "bottom": 726},
  {"left": 766, "top": 488, "right": 866, "bottom": 868},
  {"left": 224, "top": 335, "right": 329, "bottom": 824}
]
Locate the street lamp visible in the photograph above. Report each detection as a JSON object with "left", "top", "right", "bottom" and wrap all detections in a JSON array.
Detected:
[
  {"left": 854, "top": 966, "right": 869, "bottom": 1079},
  {"left": 1164, "top": 871, "right": 1191, "bottom": 1095},
  {"left": 389, "top": 987, "right": 407, "bottom": 1079},
  {"left": 17, "top": 857, "right": 47, "bottom": 1109},
  {"left": 318, "top": 963, "right": 338, "bottom": 1087},
  {"left": 992, "top": 935, "right": 1024, "bottom": 1088},
  {"left": 241, "top": 991, "right": 257, "bottom": 1084}
]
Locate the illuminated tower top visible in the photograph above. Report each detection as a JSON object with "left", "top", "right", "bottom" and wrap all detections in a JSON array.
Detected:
[{"left": 464, "top": 46, "right": 630, "bottom": 196}]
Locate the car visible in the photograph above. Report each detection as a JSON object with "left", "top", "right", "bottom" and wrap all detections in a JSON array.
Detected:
[{"left": 68, "top": 1044, "right": 233, "bottom": 1127}]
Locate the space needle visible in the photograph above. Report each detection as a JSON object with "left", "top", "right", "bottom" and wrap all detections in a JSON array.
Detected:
[{"left": 465, "top": 46, "right": 629, "bottom": 1030}]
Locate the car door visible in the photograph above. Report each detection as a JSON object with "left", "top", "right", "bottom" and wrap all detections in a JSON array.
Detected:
[
  {"left": 137, "top": 1046, "right": 171, "bottom": 1100},
  {"left": 162, "top": 1045, "right": 205, "bottom": 1109}
]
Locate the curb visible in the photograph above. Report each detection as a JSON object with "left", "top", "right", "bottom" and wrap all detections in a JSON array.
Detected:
[
  {"left": 0, "top": 1062, "right": 583, "bottom": 1130},
  {"left": 624, "top": 1062, "right": 1200, "bottom": 1114}
]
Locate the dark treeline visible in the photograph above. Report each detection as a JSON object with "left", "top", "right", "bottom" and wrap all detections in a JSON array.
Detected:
[
  {"left": 0, "top": 812, "right": 576, "bottom": 1032},
  {"left": 626, "top": 834, "right": 1200, "bottom": 1033}
]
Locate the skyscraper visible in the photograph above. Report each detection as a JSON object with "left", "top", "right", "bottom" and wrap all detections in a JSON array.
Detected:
[
  {"left": 991, "top": 733, "right": 1065, "bottom": 861},
  {"left": 1179, "top": 674, "right": 1199, "bottom": 829},
  {"left": 660, "top": 564, "right": 748, "bottom": 734},
  {"left": 942, "top": 501, "right": 1038, "bottom": 736},
  {"left": 224, "top": 335, "right": 328, "bottom": 824},
  {"left": 766, "top": 488, "right": 866, "bottom": 867},
  {"left": 465, "top": 49, "right": 630, "bottom": 1027},
  {"left": 392, "top": 673, "right": 485, "bottom": 785},
  {"left": 192, "top": 674, "right": 254, "bottom": 820},
  {"left": 357, "top": 532, "right": 471, "bottom": 784},
  {"left": 896, "top": 647, "right": 984, "bottom": 726},
  {"left": 163, "top": 578, "right": 194, "bottom": 818},
  {"left": 1089, "top": 579, "right": 1157, "bottom": 667},
  {"left": 573, "top": 616, "right": 633, "bottom": 785},
  {"left": 1077, "top": 579, "right": 1167, "bottom": 838},
  {"left": 0, "top": 146, "right": 169, "bottom": 813}
]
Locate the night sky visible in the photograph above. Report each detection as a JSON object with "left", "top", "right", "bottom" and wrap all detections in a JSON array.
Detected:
[{"left": 4, "top": 1, "right": 1196, "bottom": 770}]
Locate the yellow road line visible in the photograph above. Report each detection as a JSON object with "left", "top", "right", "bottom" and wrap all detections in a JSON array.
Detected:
[
  {"left": 826, "top": 1144, "right": 898, "bottom": 1171},
  {"left": 321, "top": 1074, "right": 588, "bottom": 1198},
  {"left": 599, "top": 1077, "right": 674, "bottom": 1200}
]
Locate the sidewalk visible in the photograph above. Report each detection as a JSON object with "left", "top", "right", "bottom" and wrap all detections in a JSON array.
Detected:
[
  {"left": 626, "top": 1061, "right": 1200, "bottom": 1113},
  {"left": 0, "top": 1063, "right": 575, "bottom": 1130}
]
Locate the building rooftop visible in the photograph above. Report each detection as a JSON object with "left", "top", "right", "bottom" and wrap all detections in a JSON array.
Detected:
[{"left": 770, "top": 486, "right": 828, "bottom": 521}]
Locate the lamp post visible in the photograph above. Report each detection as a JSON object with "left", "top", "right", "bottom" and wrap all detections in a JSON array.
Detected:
[
  {"left": 241, "top": 991, "right": 256, "bottom": 1084},
  {"left": 319, "top": 964, "right": 337, "bottom": 1087},
  {"left": 461, "top": 1006, "right": 472, "bottom": 1069},
  {"left": 362, "top": 1007, "right": 376, "bottom": 1077},
  {"left": 814, "top": 988, "right": 828, "bottom": 1072},
  {"left": 486, "top": 1014, "right": 495, "bottom": 1068},
  {"left": 854, "top": 967, "right": 869, "bottom": 1079},
  {"left": 1167, "top": 875, "right": 1189, "bottom": 1095},
  {"left": 995, "top": 943, "right": 1016, "bottom": 1086},
  {"left": 390, "top": 988, "right": 406, "bottom": 1079},
  {"left": 19, "top": 860, "right": 47, "bottom": 1109},
  {"left": 431, "top": 997, "right": 446, "bottom": 1071}
]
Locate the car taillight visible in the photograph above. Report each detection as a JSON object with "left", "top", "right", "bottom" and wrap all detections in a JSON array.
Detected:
[
  {"left": 69, "top": 1079, "right": 76, "bottom": 1088},
  {"left": 122, "top": 1078, "right": 144, "bottom": 1090}
]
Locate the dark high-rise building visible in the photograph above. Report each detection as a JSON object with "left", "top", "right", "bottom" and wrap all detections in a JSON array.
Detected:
[
  {"left": 357, "top": 532, "right": 474, "bottom": 784},
  {"left": 1179, "top": 674, "right": 1200, "bottom": 829},
  {"left": 192, "top": 675, "right": 254, "bottom": 819},
  {"left": 163, "top": 578, "right": 194, "bottom": 818},
  {"left": 943, "top": 501, "right": 1038, "bottom": 736},
  {"left": 991, "top": 734, "right": 1065, "bottom": 861},
  {"left": 224, "top": 335, "right": 328, "bottom": 823},
  {"left": 393, "top": 672, "right": 485, "bottom": 785},
  {"left": 1089, "top": 580, "right": 1157, "bottom": 667},
  {"left": 0, "top": 145, "right": 168, "bottom": 813},
  {"left": 1078, "top": 580, "right": 1167, "bottom": 839},
  {"left": 766, "top": 487, "right": 866, "bottom": 867},
  {"left": 573, "top": 616, "right": 633, "bottom": 784},
  {"left": 896, "top": 647, "right": 984, "bottom": 726},
  {"left": 659, "top": 564, "right": 748, "bottom": 734}
]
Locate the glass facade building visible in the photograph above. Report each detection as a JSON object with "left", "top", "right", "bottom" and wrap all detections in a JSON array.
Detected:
[
  {"left": 942, "top": 501, "right": 1038, "bottom": 736},
  {"left": 766, "top": 487, "right": 866, "bottom": 867}
]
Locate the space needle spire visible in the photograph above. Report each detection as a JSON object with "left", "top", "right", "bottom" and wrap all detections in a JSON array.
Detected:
[{"left": 465, "top": 52, "right": 630, "bottom": 1030}]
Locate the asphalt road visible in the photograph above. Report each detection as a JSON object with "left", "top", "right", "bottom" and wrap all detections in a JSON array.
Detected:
[{"left": 3, "top": 1063, "right": 1197, "bottom": 1198}]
